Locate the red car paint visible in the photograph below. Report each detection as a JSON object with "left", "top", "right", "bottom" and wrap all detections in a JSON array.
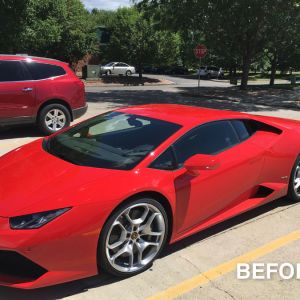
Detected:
[
  {"left": 0, "top": 104, "right": 299, "bottom": 289},
  {"left": 0, "top": 55, "right": 86, "bottom": 126}
]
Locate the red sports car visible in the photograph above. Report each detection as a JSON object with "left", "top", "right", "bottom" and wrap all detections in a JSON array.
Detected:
[{"left": 0, "top": 104, "right": 300, "bottom": 289}]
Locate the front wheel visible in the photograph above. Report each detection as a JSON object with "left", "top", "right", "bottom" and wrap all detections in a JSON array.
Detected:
[
  {"left": 288, "top": 156, "right": 300, "bottom": 202},
  {"left": 37, "top": 104, "right": 71, "bottom": 135},
  {"left": 98, "top": 198, "right": 168, "bottom": 277},
  {"left": 126, "top": 70, "right": 132, "bottom": 76}
]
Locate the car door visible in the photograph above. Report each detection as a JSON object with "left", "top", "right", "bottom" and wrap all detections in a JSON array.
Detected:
[
  {"left": 0, "top": 60, "right": 36, "bottom": 120},
  {"left": 120, "top": 63, "right": 130, "bottom": 73},
  {"left": 170, "top": 120, "right": 265, "bottom": 233},
  {"left": 212, "top": 67, "right": 216, "bottom": 77},
  {"left": 113, "top": 63, "right": 125, "bottom": 75}
]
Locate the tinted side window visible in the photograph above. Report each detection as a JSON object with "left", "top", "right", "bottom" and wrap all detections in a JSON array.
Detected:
[
  {"left": 231, "top": 120, "right": 250, "bottom": 141},
  {"left": 25, "top": 62, "right": 66, "bottom": 80},
  {"left": 0, "top": 61, "right": 28, "bottom": 82},
  {"left": 231, "top": 120, "right": 258, "bottom": 141},
  {"left": 175, "top": 121, "right": 239, "bottom": 166},
  {"left": 150, "top": 148, "right": 176, "bottom": 170}
]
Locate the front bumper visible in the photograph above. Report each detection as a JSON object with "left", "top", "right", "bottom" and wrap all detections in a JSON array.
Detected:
[
  {"left": 72, "top": 104, "right": 88, "bottom": 120},
  {"left": 0, "top": 204, "right": 103, "bottom": 289},
  {"left": 0, "top": 251, "right": 47, "bottom": 285}
]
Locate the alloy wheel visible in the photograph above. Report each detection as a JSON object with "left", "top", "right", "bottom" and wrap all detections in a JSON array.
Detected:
[
  {"left": 45, "top": 109, "right": 66, "bottom": 131},
  {"left": 105, "top": 203, "right": 166, "bottom": 273},
  {"left": 294, "top": 164, "right": 300, "bottom": 196}
]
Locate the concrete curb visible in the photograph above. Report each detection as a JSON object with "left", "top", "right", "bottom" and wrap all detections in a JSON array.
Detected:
[
  {"left": 181, "top": 92, "right": 300, "bottom": 110},
  {"left": 84, "top": 80, "right": 176, "bottom": 88}
]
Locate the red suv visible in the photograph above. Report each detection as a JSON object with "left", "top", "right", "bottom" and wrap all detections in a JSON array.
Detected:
[{"left": 0, "top": 55, "right": 87, "bottom": 135}]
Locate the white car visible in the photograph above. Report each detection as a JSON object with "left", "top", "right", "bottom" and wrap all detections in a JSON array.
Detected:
[
  {"left": 197, "top": 66, "right": 224, "bottom": 79},
  {"left": 101, "top": 62, "right": 135, "bottom": 76}
]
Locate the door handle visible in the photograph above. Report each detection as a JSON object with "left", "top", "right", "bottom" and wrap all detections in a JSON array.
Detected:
[{"left": 22, "top": 87, "right": 33, "bottom": 93}]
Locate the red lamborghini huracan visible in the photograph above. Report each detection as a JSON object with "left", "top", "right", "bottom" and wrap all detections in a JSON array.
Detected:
[{"left": 1, "top": 104, "right": 300, "bottom": 289}]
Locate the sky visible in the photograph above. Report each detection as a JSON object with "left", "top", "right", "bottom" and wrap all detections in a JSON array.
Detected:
[{"left": 82, "top": 0, "right": 132, "bottom": 10}]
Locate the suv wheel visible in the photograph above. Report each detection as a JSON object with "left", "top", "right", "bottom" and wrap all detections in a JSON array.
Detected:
[{"left": 38, "top": 104, "right": 71, "bottom": 135}]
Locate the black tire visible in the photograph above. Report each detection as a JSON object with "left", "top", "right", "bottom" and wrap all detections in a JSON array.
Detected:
[
  {"left": 98, "top": 197, "right": 169, "bottom": 277},
  {"left": 288, "top": 156, "right": 300, "bottom": 202},
  {"left": 37, "top": 103, "right": 71, "bottom": 136},
  {"left": 126, "top": 70, "right": 132, "bottom": 76}
]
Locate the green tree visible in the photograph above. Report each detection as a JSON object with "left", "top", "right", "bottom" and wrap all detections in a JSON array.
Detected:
[
  {"left": 138, "top": 0, "right": 300, "bottom": 89},
  {"left": 264, "top": 0, "right": 300, "bottom": 86},
  {"left": 100, "top": 7, "right": 181, "bottom": 78},
  {"left": 0, "top": 0, "right": 28, "bottom": 53},
  {"left": 1, "top": 0, "right": 96, "bottom": 64},
  {"left": 19, "top": 0, "right": 95, "bottom": 64},
  {"left": 89, "top": 8, "right": 115, "bottom": 27},
  {"left": 153, "top": 31, "right": 181, "bottom": 67},
  {"left": 138, "top": 0, "right": 204, "bottom": 68}
]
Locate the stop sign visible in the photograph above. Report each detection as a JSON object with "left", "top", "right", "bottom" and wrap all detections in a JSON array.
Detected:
[{"left": 194, "top": 44, "right": 207, "bottom": 59}]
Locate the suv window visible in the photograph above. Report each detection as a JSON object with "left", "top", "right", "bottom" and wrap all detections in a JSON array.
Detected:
[
  {"left": 24, "top": 62, "right": 66, "bottom": 80},
  {"left": 0, "top": 61, "right": 29, "bottom": 82}
]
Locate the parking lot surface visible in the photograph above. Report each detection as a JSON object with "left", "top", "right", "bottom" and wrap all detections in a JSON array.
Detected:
[{"left": 1, "top": 83, "right": 300, "bottom": 300}]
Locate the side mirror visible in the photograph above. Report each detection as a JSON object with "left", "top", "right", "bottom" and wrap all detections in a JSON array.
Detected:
[{"left": 184, "top": 154, "right": 220, "bottom": 176}]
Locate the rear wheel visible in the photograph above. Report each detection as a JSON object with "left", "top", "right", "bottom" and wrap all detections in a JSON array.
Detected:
[
  {"left": 98, "top": 198, "right": 168, "bottom": 277},
  {"left": 37, "top": 104, "right": 71, "bottom": 135},
  {"left": 288, "top": 156, "right": 300, "bottom": 202}
]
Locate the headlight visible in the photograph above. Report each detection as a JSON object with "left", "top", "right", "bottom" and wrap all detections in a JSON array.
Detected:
[{"left": 10, "top": 208, "right": 70, "bottom": 229}]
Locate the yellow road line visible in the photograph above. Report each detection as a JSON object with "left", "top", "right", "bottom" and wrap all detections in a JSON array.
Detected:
[{"left": 148, "top": 228, "right": 300, "bottom": 300}]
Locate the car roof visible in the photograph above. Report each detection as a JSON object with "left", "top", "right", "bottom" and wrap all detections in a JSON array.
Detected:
[
  {"left": 0, "top": 55, "right": 67, "bottom": 66},
  {"left": 118, "top": 104, "right": 249, "bottom": 128}
]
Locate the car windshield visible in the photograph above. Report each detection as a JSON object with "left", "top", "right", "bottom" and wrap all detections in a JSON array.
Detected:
[{"left": 44, "top": 112, "right": 181, "bottom": 170}]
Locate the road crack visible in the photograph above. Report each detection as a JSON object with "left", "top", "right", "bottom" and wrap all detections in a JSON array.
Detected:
[
  {"left": 200, "top": 272, "right": 236, "bottom": 300},
  {"left": 179, "top": 255, "right": 201, "bottom": 272},
  {"left": 179, "top": 255, "right": 236, "bottom": 299}
]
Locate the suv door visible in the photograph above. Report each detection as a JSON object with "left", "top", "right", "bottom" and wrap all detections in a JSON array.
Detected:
[
  {"left": 0, "top": 60, "right": 36, "bottom": 122},
  {"left": 151, "top": 120, "right": 265, "bottom": 233}
]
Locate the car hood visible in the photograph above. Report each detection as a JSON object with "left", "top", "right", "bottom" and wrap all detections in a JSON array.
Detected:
[{"left": 0, "top": 139, "right": 130, "bottom": 217}]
